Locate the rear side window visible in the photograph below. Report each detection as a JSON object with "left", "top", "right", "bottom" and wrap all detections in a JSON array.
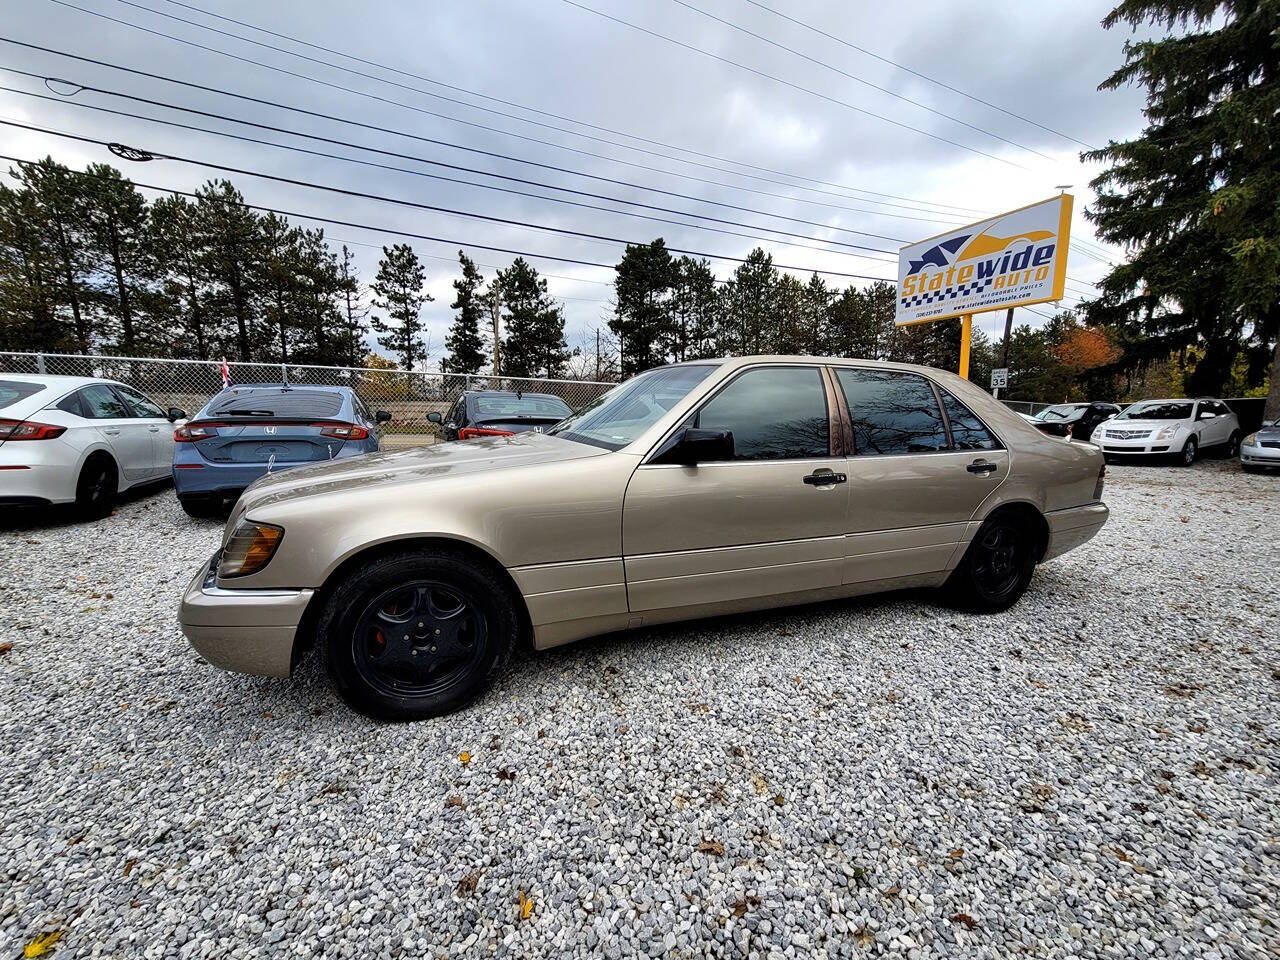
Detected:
[
  {"left": 79, "top": 385, "right": 131, "bottom": 419},
  {"left": 696, "top": 366, "right": 829, "bottom": 460},
  {"left": 114, "top": 384, "right": 166, "bottom": 418},
  {"left": 208, "top": 389, "right": 344, "bottom": 418},
  {"left": 0, "top": 380, "right": 45, "bottom": 410},
  {"left": 835, "top": 368, "right": 948, "bottom": 455},
  {"left": 939, "top": 390, "right": 1001, "bottom": 450},
  {"left": 57, "top": 392, "right": 86, "bottom": 417}
]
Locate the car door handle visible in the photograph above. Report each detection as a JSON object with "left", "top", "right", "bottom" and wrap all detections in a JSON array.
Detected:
[
  {"left": 149, "top": 426, "right": 161, "bottom": 432},
  {"left": 803, "top": 470, "right": 847, "bottom": 486},
  {"left": 967, "top": 459, "right": 998, "bottom": 475},
  {"left": 102, "top": 429, "right": 121, "bottom": 436}
]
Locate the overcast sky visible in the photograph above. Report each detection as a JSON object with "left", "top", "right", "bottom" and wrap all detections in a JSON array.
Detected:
[{"left": 0, "top": 0, "right": 1150, "bottom": 362}]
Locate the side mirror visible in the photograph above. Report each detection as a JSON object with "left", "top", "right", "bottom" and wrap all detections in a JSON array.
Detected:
[
  {"left": 167, "top": 407, "right": 187, "bottom": 422},
  {"left": 375, "top": 410, "right": 392, "bottom": 423},
  {"left": 654, "top": 427, "right": 734, "bottom": 465},
  {"left": 426, "top": 412, "right": 443, "bottom": 424}
]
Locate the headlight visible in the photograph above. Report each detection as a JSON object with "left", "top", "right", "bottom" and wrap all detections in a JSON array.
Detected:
[
  {"left": 1156, "top": 425, "right": 1179, "bottom": 441},
  {"left": 220, "top": 520, "right": 284, "bottom": 577},
  {"left": 1243, "top": 433, "right": 1258, "bottom": 447}
]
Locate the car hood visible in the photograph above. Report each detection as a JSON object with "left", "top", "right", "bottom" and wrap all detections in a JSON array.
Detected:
[
  {"left": 235, "top": 431, "right": 607, "bottom": 515},
  {"left": 1252, "top": 425, "right": 1280, "bottom": 441},
  {"left": 1097, "top": 419, "right": 1182, "bottom": 431}
]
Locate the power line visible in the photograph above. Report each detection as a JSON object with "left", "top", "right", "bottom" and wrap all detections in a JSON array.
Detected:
[
  {"left": 667, "top": 0, "right": 1056, "bottom": 163},
  {"left": 0, "top": 122, "right": 894, "bottom": 282},
  {"left": 0, "top": 78, "right": 900, "bottom": 264},
  {"left": 739, "top": 0, "right": 1094, "bottom": 151},
  {"left": 144, "top": 0, "right": 991, "bottom": 218},
  {"left": 0, "top": 37, "right": 952, "bottom": 242},
  {"left": 34, "top": 3, "right": 978, "bottom": 229},
  {"left": 559, "top": 0, "right": 1025, "bottom": 169}
]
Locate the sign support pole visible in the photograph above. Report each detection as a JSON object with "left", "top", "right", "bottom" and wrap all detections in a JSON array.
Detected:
[{"left": 958, "top": 314, "right": 972, "bottom": 379}]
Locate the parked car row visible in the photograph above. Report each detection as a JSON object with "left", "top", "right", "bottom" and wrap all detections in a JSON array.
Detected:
[{"left": 1022, "top": 396, "right": 1253, "bottom": 467}]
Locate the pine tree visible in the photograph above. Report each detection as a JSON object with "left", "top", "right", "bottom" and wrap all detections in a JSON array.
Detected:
[
  {"left": 18, "top": 158, "right": 96, "bottom": 351},
  {"left": 195, "top": 180, "right": 262, "bottom": 362},
  {"left": 260, "top": 214, "right": 305, "bottom": 363},
  {"left": 718, "top": 248, "right": 779, "bottom": 355},
  {"left": 83, "top": 164, "right": 155, "bottom": 355},
  {"left": 0, "top": 179, "right": 61, "bottom": 351},
  {"left": 611, "top": 239, "right": 675, "bottom": 376},
  {"left": 370, "top": 243, "right": 431, "bottom": 370},
  {"left": 1084, "top": 0, "right": 1278, "bottom": 409},
  {"left": 336, "top": 245, "right": 368, "bottom": 367},
  {"left": 498, "top": 258, "right": 569, "bottom": 379},
  {"left": 149, "top": 195, "right": 217, "bottom": 359},
  {"left": 444, "top": 251, "right": 487, "bottom": 374},
  {"left": 669, "top": 256, "right": 718, "bottom": 361}
]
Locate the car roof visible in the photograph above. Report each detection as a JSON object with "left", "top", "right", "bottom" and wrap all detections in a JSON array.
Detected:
[
  {"left": 463, "top": 390, "right": 570, "bottom": 401},
  {"left": 0, "top": 373, "right": 124, "bottom": 389},
  {"left": 216, "top": 383, "right": 352, "bottom": 394}
]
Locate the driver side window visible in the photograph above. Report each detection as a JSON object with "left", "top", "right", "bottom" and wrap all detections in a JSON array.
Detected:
[{"left": 694, "top": 366, "right": 830, "bottom": 461}]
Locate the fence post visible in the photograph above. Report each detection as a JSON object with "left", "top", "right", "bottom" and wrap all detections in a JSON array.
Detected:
[{"left": 36, "top": 353, "right": 46, "bottom": 374}]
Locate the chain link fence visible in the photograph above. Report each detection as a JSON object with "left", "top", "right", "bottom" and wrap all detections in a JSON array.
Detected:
[{"left": 0, "top": 352, "right": 616, "bottom": 447}]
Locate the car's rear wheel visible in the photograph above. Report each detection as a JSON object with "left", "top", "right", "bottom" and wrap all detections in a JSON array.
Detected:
[
  {"left": 1176, "top": 436, "right": 1198, "bottom": 466},
  {"left": 318, "top": 548, "right": 519, "bottom": 720},
  {"left": 74, "top": 455, "right": 117, "bottom": 520},
  {"left": 944, "top": 513, "right": 1036, "bottom": 613}
]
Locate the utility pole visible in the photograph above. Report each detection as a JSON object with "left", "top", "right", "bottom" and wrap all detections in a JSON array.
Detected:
[{"left": 993, "top": 306, "right": 1015, "bottom": 398}]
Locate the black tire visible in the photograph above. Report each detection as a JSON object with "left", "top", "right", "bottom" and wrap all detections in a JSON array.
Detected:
[
  {"left": 317, "top": 548, "right": 520, "bottom": 721},
  {"left": 1224, "top": 431, "right": 1241, "bottom": 458},
  {"left": 74, "top": 455, "right": 117, "bottom": 520},
  {"left": 179, "top": 495, "right": 224, "bottom": 519},
  {"left": 1176, "top": 436, "right": 1198, "bottom": 466},
  {"left": 944, "top": 513, "right": 1037, "bottom": 613}
]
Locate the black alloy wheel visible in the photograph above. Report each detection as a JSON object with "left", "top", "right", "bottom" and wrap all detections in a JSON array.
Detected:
[
  {"left": 318, "top": 548, "right": 520, "bottom": 720},
  {"left": 352, "top": 581, "right": 487, "bottom": 699},
  {"left": 945, "top": 514, "right": 1036, "bottom": 613},
  {"left": 1225, "top": 431, "right": 1241, "bottom": 458}
]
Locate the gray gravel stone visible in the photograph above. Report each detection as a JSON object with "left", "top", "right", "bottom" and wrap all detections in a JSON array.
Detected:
[{"left": 1, "top": 461, "right": 1277, "bottom": 958}]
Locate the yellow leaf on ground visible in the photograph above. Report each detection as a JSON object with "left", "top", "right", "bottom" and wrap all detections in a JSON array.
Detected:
[
  {"left": 24, "top": 931, "right": 63, "bottom": 958},
  {"left": 459, "top": 751, "right": 471, "bottom": 765},
  {"left": 518, "top": 888, "right": 534, "bottom": 920}
]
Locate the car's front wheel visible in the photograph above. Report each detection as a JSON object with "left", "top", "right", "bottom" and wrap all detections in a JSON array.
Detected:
[
  {"left": 944, "top": 513, "right": 1037, "bottom": 613},
  {"left": 317, "top": 548, "right": 520, "bottom": 720},
  {"left": 1224, "top": 431, "right": 1241, "bottom": 458},
  {"left": 1176, "top": 436, "right": 1198, "bottom": 466}
]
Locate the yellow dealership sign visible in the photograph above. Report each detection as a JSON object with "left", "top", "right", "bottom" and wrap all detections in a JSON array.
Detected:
[{"left": 894, "top": 194, "right": 1072, "bottom": 328}]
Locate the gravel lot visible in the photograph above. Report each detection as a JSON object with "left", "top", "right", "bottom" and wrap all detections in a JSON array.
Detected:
[{"left": 1, "top": 462, "right": 1276, "bottom": 959}]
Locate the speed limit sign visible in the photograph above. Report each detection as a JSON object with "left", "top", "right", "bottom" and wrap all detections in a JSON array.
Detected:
[{"left": 990, "top": 368, "right": 1009, "bottom": 389}]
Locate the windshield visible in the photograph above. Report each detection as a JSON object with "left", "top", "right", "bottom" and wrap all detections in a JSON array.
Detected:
[
  {"left": 0, "top": 380, "right": 45, "bottom": 410},
  {"left": 548, "top": 364, "right": 718, "bottom": 450},
  {"left": 1116, "top": 401, "right": 1192, "bottom": 421},
  {"left": 1035, "top": 404, "right": 1085, "bottom": 421},
  {"left": 472, "top": 395, "right": 571, "bottom": 418}
]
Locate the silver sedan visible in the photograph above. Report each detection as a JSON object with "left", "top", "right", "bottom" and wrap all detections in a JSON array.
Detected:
[{"left": 1240, "top": 418, "right": 1280, "bottom": 472}]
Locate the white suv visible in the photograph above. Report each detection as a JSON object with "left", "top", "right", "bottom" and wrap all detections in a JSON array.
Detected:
[{"left": 1094, "top": 398, "right": 1241, "bottom": 466}]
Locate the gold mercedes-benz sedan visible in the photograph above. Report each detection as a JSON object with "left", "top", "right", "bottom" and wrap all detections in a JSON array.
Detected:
[{"left": 179, "top": 356, "right": 1109, "bottom": 720}]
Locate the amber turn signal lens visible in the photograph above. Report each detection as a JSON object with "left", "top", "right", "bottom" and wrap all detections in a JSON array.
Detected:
[{"left": 220, "top": 521, "right": 284, "bottom": 578}]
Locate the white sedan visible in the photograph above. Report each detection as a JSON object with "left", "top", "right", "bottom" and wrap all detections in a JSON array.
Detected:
[{"left": 0, "top": 374, "right": 183, "bottom": 517}]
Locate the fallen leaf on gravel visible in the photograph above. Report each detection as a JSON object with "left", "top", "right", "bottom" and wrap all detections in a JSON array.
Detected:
[
  {"left": 23, "top": 931, "right": 62, "bottom": 957},
  {"left": 1164, "top": 682, "right": 1203, "bottom": 698},
  {"left": 517, "top": 888, "right": 534, "bottom": 920},
  {"left": 123, "top": 857, "right": 137, "bottom": 876},
  {"left": 698, "top": 839, "right": 725, "bottom": 856},
  {"left": 773, "top": 794, "right": 785, "bottom": 807},
  {"left": 883, "top": 885, "right": 900, "bottom": 899},
  {"left": 854, "top": 926, "right": 874, "bottom": 947},
  {"left": 950, "top": 913, "right": 978, "bottom": 930},
  {"left": 751, "top": 774, "right": 768, "bottom": 795},
  {"left": 0, "top": 642, "right": 13, "bottom": 655},
  {"left": 445, "top": 795, "right": 465, "bottom": 809},
  {"left": 730, "top": 894, "right": 760, "bottom": 917},
  {"left": 536, "top": 729, "right": 546, "bottom": 738},
  {"left": 456, "top": 871, "right": 478, "bottom": 895},
  {"left": 948, "top": 848, "right": 965, "bottom": 860},
  {"left": 458, "top": 751, "right": 471, "bottom": 765}
]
